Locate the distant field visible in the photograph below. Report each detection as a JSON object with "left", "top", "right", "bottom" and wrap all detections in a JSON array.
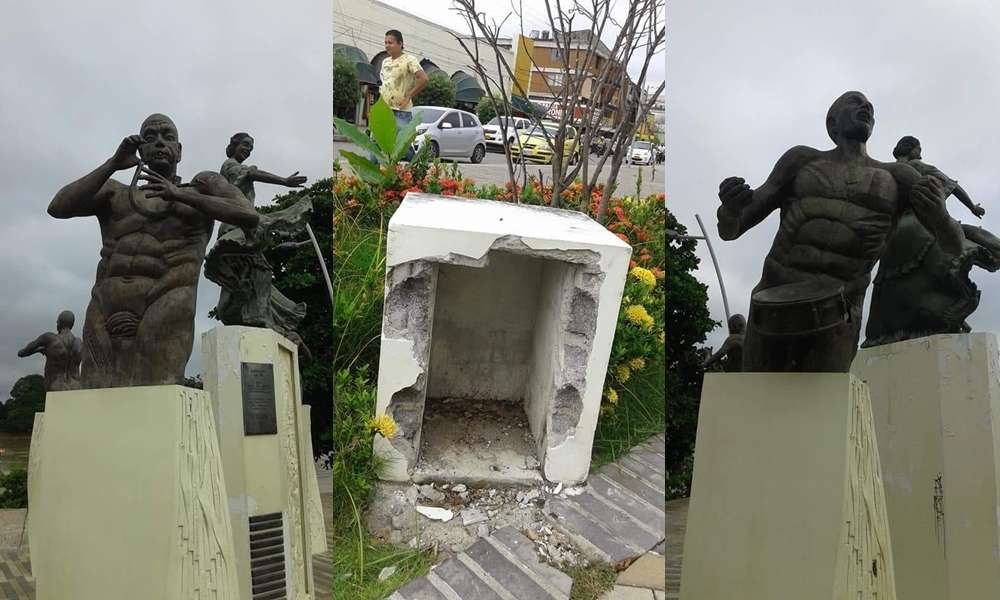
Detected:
[{"left": 0, "top": 433, "right": 31, "bottom": 473}]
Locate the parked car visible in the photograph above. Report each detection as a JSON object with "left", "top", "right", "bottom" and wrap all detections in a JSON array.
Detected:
[
  {"left": 626, "top": 141, "right": 655, "bottom": 166},
  {"left": 482, "top": 115, "right": 531, "bottom": 152},
  {"left": 510, "top": 120, "right": 580, "bottom": 165},
  {"left": 411, "top": 106, "right": 487, "bottom": 163}
]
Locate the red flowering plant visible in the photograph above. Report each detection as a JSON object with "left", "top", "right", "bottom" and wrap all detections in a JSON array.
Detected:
[{"left": 595, "top": 193, "right": 666, "bottom": 416}]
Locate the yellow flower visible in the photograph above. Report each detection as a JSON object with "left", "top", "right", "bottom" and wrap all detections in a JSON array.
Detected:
[
  {"left": 630, "top": 266, "right": 656, "bottom": 291},
  {"left": 629, "top": 357, "right": 646, "bottom": 371},
  {"left": 625, "top": 304, "right": 655, "bottom": 330},
  {"left": 369, "top": 414, "right": 398, "bottom": 439},
  {"left": 606, "top": 388, "right": 619, "bottom": 404},
  {"left": 615, "top": 364, "right": 631, "bottom": 382}
]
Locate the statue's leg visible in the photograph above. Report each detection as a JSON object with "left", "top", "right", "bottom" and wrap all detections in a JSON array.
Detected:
[
  {"left": 80, "top": 299, "right": 113, "bottom": 389},
  {"left": 135, "top": 284, "right": 197, "bottom": 386},
  {"left": 962, "top": 223, "right": 1000, "bottom": 263}
]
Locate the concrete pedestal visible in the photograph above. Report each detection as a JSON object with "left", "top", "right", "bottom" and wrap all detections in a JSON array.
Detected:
[
  {"left": 375, "top": 194, "right": 631, "bottom": 485},
  {"left": 28, "top": 386, "right": 239, "bottom": 599},
  {"left": 852, "top": 333, "right": 1000, "bottom": 600},
  {"left": 203, "top": 325, "right": 325, "bottom": 600},
  {"left": 680, "top": 373, "right": 896, "bottom": 599}
]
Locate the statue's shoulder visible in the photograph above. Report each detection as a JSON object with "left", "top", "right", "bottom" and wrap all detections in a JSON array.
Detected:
[
  {"left": 101, "top": 177, "right": 128, "bottom": 195},
  {"left": 191, "top": 170, "right": 244, "bottom": 199},
  {"left": 782, "top": 145, "right": 824, "bottom": 163},
  {"left": 769, "top": 145, "right": 824, "bottom": 182},
  {"left": 880, "top": 160, "right": 922, "bottom": 185}
]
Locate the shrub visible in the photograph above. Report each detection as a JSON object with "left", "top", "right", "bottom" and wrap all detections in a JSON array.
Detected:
[
  {"left": 414, "top": 72, "right": 455, "bottom": 109},
  {"left": 0, "top": 469, "right": 27, "bottom": 509},
  {"left": 476, "top": 94, "right": 503, "bottom": 125},
  {"left": 333, "top": 57, "right": 361, "bottom": 122}
]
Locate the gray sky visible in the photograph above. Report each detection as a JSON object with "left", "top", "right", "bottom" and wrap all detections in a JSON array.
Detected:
[
  {"left": 669, "top": 0, "right": 1000, "bottom": 350},
  {"left": 0, "top": 0, "right": 330, "bottom": 399},
  {"left": 382, "top": 0, "right": 666, "bottom": 90}
]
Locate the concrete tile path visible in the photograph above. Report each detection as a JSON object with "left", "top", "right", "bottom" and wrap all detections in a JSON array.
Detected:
[{"left": 387, "top": 433, "right": 667, "bottom": 600}]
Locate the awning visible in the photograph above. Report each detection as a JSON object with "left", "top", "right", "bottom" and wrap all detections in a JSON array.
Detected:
[
  {"left": 333, "top": 44, "right": 368, "bottom": 64},
  {"left": 510, "top": 95, "right": 544, "bottom": 117},
  {"left": 451, "top": 71, "right": 485, "bottom": 104},
  {"left": 355, "top": 62, "right": 380, "bottom": 85}
]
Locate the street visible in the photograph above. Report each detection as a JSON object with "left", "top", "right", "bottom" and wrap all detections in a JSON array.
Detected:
[{"left": 333, "top": 141, "right": 665, "bottom": 199}]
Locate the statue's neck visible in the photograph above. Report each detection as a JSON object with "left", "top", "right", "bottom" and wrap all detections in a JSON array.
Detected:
[{"left": 835, "top": 139, "right": 868, "bottom": 159}]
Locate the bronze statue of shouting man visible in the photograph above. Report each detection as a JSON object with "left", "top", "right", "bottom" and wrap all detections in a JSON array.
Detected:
[
  {"left": 48, "top": 114, "right": 259, "bottom": 389},
  {"left": 717, "top": 91, "right": 964, "bottom": 372}
]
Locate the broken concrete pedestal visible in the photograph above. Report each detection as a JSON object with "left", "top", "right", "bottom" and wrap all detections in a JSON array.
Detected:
[
  {"left": 853, "top": 333, "right": 1000, "bottom": 600},
  {"left": 374, "top": 194, "right": 631, "bottom": 485},
  {"left": 680, "top": 373, "right": 897, "bottom": 599}
]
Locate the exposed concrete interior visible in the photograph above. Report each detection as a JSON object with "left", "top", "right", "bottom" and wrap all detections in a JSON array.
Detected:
[
  {"left": 419, "top": 249, "right": 597, "bottom": 483},
  {"left": 414, "top": 397, "right": 544, "bottom": 486}
]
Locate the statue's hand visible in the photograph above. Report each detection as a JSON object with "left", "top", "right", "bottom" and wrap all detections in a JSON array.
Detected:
[
  {"left": 910, "top": 175, "right": 947, "bottom": 220},
  {"left": 719, "top": 177, "right": 752, "bottom": 213},
  {"left": 285, "top": 171, "right": 307, "bottom": 187},
  {"left": 110, "top": 135, "right": 143, "bottom": 171},
  {"left": 974, "top": 204, "right": 986, "bottom": 218},
  {"left": 138, "top": 167, "right": 180, "bottom": 201}
]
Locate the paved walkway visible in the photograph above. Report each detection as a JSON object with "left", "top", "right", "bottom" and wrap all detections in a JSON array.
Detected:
[{"left": 387, "top": 433, "right": 667, "bottom": 599}]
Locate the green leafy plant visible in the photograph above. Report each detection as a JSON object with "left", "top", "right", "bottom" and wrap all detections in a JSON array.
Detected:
[
  {"left": 0, "top": 469, "right": 27, "bottom": 508},
  {"left": 476, "top": 93, "right": 503, "bottom": 125},
  {"left": 413, "top": 71, "right": 455, "bottom": 109},
  {"left": 333, "top": 97, "right": 422, "bottom": 186},
  {"left": 333, "top": 57, "right": 361, "bottom": 122}
]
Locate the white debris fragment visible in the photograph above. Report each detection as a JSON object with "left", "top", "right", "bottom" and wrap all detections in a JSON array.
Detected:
[
  {"left": 452, "top": 484, "right": 467, "bottom": 493},
  {"left": 552, "top": 483, "right": 563, "bottom": 495},
  {"left": 415, "top": 506, "right": 454, "bottom": 522},
  {"left": 378, "top": 566, "right": 397, "bottom": 581},
  {"left": 461, "top": 508, "right": 488, "bottom": 526},
  {"left": 563, "top": 486, "right": 585, "bottom": 497}
]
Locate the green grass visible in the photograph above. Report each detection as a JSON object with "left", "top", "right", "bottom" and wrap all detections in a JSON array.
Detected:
[
  {"left": 330, "top": 481, "right": 435, "bottom": 600},
  {"left": 566, "top": 561, "right": 618, "bottom": 599},
  {"left": 591, "top": 356, "right": 666, "bottom": 469}
]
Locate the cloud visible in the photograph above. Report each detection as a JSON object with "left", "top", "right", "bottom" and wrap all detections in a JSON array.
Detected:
[
  {"left": 668, "top": 0, "right": 1000, "bottom": 350},
  {"left": 0, "top": 0, "right": 330, "bottom": 398}
]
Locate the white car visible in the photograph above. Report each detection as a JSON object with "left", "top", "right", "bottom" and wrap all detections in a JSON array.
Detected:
[
  {"left": 626, "top": 141, "right": 655, "bottom": 166},
  {"left": 482, "top": 116, "right": 531, "bottom": 152},
  {"left": 411, "top": 106, "right": 487, "bottom": 163}
]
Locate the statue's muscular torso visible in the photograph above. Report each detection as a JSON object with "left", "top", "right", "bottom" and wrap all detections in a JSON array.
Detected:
[
  {"left": 756, "top": 150, "right": 913, "bottom": 298},
  {"left": 92, "top": 178, "right": 212, "bottom": 335},
  {"left": 79, "top": 170, "right": 239, "bottom": 387}
]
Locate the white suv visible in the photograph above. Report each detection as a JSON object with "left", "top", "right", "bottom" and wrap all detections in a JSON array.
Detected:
[
  {"left": 482, "top": 116, "right": 532, "bottom": 152},
  {"left": 626, "top": 141, "right": 655, "bottom": 166}
]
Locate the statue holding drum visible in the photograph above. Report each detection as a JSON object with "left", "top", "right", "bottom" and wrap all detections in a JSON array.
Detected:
[{"left": 717, "top": 91, "right": 964, "bottom": 372}]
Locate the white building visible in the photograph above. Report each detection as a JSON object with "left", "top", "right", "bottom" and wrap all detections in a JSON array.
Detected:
[{"left": 333, "top": 0, "right": 510, "bottom": 103}]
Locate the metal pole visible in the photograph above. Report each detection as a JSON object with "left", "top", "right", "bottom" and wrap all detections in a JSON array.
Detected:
[
  {"left": 694, "top": 213, "right": 731, "bottom": 323},
  {"left": 305, "top": 223, "right": 335, "bottom": 307}
]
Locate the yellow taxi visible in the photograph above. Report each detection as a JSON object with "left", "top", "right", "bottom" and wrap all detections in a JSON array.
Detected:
[{"left": 510, "top": 120, "right": 580, "bottom": 165}]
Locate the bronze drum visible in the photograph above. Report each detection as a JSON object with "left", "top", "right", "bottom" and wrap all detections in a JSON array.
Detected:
[{"left": 750, "top": 280, "right": 850, "bottom": 336}]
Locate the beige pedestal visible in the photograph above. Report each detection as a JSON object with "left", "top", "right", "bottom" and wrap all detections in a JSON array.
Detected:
[
  {"left": 28, "top": 386, "right": 239, "bottom": 599},
  {"left": 680, "top": 373, "right": 896, "bottom": 599},
  {"left": 202, "top": 326, "right": 325, "bottom": 600},
  {"left": 853, "top": 333, "right": 1000, "bottom": 600}
]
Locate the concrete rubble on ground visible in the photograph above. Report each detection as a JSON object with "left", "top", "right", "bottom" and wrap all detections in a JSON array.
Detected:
[{"left": 367, "top": 479, "right": 588, "bottom": 568}]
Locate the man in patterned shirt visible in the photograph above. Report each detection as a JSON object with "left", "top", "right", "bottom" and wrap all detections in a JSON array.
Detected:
[{"left": 377, "top": 29, "right": 428, "bottom": 161}]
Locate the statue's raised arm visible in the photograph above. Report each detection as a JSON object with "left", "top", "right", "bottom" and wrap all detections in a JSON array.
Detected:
[{"left": 717, "top": 146, "right": 821, "bottom": 240}]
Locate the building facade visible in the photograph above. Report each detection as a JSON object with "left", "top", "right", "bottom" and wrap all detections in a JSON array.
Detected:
[{"left": 333, "top": 0, "right": 510, "bottom": 124}]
